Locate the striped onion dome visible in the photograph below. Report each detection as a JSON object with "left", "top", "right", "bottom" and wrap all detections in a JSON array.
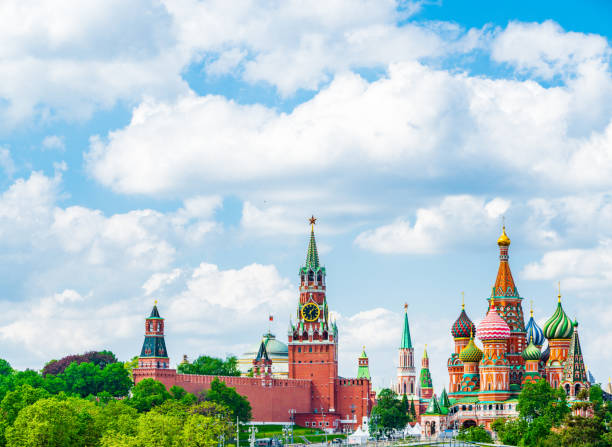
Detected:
[
  {"left": 543, "top": 300, "right": 574, "bottom": 340},
  {"left": 459, "top": 336, "right": 483, "bottom": 363},
  {"left": 451, "top": 309, "right": 476, "bottom": 339},
  {"left": 476, "top": 308, "right": 510, "bottom": 341},
  {"left": 525, "top": 314, "right": 544, "bottom": 346},
  {"left": 522, "top": 337, "right": 541, "bottom": 361}
]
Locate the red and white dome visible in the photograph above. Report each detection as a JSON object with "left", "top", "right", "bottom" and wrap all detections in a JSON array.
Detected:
[{"left": 476, "top": 308, "right": 511, "bottom": 341}]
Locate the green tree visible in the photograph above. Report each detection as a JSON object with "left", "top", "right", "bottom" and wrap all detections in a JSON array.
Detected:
[
  {"left": 5, "top": 398, "right": 80, "bottom": 447},
  {"left": 61, "top": 362, "right": 102, "bottom": 397},
  {"left": 518, "top": 380, "right": 569, "bottom": 425},
  {"left": 177, "top": 413, "right": 234, "bottom": 447},
  {"left": 409, "top": 399, "right": 416, "bottom": 419},
  {"left": 370, "top": 388, "right": 409, "bottom": 433},
  {"left": 0, "top": 360, "right": 12, "bottom": 377},
  {"left": 203, "top": 378, "right": 251, "bottom": 422},
  {"left": 552, "top": 414, "right": 610, "bottom": 447},
  {"left": 123, "top": 357, "right": 139, "bottom": 380},
  {"left": 178, "top": 356, "right": 240, "bottom": 376},
  {"left": 129, "top": 379, "right": 171, "bottom": 412},
  {"left": 491, "top": 417, "right": 526, "bottom": 446},
  {"left": 457, "top": 425, "right": 493, "bottom": 442},
  {"left": 100, "top": 362, "right": 132, "bottom": 397},
  {"left": 95, "top": 400, "right": 139, "bottom": 438}
]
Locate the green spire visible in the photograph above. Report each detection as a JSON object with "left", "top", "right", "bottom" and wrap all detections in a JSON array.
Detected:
[
  {"left": 400, "top": 304, "right": 413, "bottom": 349},
  {"left": 424, "top": 395, "right": 442, "bottom": 415},
  {"left": 439, "top": 388, "right": 451, "bottom": 408},
  {"left": 357, "top": 346, "right": 370, "bottom": 380},
  {"left": 305, "top": 216, "right": 320, "bottom": 270}
]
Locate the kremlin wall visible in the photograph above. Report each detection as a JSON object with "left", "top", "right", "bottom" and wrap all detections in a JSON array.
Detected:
[{"left": 133, "top": 222, "right": 592, "bottom": 436}]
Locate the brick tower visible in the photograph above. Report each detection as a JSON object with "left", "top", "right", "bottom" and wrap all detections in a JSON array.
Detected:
[
  {"left": 489, "top": 226, "right": 526, "bottom": 385},
  {"left": 138, "top": 302, "right": 169, "bottom": 369},
  {"left": 288, "top": 216, "right": 339, "bottom": 413},
  {"left": 396, "top": 303, "right": 417, "bottom": 397},
  {"left": 419, "top": 347, "right": 434, "bottom": 400}
]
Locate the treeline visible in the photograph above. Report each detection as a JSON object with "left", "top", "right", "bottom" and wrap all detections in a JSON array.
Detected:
[{"left": 0, "top": 352, "right": 252, "bottom": 447}]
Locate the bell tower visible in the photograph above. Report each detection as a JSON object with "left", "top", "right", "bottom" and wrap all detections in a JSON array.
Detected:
[{"left": 288, "top": 217, "right": 338, "bottom": 413}]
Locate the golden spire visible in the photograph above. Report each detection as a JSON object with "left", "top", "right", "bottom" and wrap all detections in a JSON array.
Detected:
[
  {"left": 404, "top": 302, "right": 408, "bottom": 312},
  {"left": 530, "top": 299, "right": 534, "bottom": 317},
  {"left": 558, "top": 281, "right": 561, "bottom": 303},
  {"left": 154, "top": 300, "right": 157, "bottom": 306},
  {"left": 461, "top": 292, "right": 465, "bottom": 310},
  {"left": 309, "top": 215, "right": 317, "bottom": 231}
]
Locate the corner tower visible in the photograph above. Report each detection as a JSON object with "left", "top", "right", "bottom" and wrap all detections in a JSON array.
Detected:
[
  {"left": 396, "top": 303, "right": 417, "bottom": 397},
  {"left": 489, "top": 226, "right": 526, "bottom": 385},
  {"left": 288, "top": 217, "right": 338, "bottom": 413},
  {"left": 138, "top": 302, "right": 169, "bottom": 369}
]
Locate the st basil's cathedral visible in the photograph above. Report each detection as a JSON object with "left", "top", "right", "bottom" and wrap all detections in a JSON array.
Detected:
[{"left": 394, "top": 226, "right": 589, "bottom": 436}]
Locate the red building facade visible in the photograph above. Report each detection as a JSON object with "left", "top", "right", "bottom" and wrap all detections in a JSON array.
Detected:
[{"left": 133, "top": 219, "right": 373, "bottom": 431}]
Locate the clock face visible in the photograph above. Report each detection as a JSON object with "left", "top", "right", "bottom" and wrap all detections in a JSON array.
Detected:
[{"left": 301, "top": 303, "right": 320, "bottom": 322}]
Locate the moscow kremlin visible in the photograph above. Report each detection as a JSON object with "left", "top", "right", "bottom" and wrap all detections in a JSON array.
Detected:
[{"left": 134, "top": 218, "right": 592, "bottom": 437}]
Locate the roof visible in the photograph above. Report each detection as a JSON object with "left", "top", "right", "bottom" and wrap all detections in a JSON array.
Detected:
[
  {"left": 255, "top": 341, "right": 270, "bottom": 362},
  {"left": 492, "top": 227, "right": 518, "bottom": 297},
  {"left": 424, "top": 395, "right": 443, "bottom": 415},
  {"left": 544, "top": 298, "right": 574, "bottom": 340},
  {"left": 400, "top": 308, "right": 413, "bottom": 349},
  {"left": 305, "top": 226, "right": 320, "bottom": 270},
  {"left": 477, "top": 308, "right": 511, "bottom": 341},
  {"left": 148, "top": 305, "right": 162, "bottom": 319},
  {"left": 243, "top": 333, "right": 288, "bottom": 358}
]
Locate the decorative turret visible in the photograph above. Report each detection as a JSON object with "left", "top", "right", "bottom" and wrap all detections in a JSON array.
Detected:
[
  {"left": 253, "top": 340, "right": 273, "bottom": 378},
  {"left": 543, "top": 292, "right": 574, "bottom": 340},
  {"left": 419, "top": 346, "right": 433, "bottom": 399},
  {"left": 488, "top": 224, "right": 526, "bottom": 385},
  {"left": 560, "top": 322, "right": 588, "bottom": 398},
  {"left": 439, "top": 388, "right": 451, "bottom": 408},
  {"left": 396, "top": 303, "right": 417, "bottom": 396},
  {"left": 459, "top": 332, "right": 482, "bottom": 392},
  {"left": 357, "top": 346, "right": 371, "bottom": 380},
  {"left": 459, "top": 334, "right": 484, "bottom": 363},
  {"left": 477, "top": 308, "right": 511, "bottom": 400},
  {"left": 522, "top": 337, "right": 542, "bottom": 362},
  {"left": 477, "top": 308, "right": 511, "bottom": 341},
  {"left": 544, "top": 285, "right": 573, "bottom": 389},
  {"left": 448, "top": 295, "right": 475, "bottom": 394},
  {"left": 138, "top": 302, "right": 169, "bottom": 369},
  {"left": 525, "top": 302, "right": 545, "bottom": 348}
]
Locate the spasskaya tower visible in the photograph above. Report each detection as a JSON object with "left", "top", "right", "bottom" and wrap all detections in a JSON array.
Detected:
[{"left": 288, "top": 216, "right": 339, "bottom": 413}]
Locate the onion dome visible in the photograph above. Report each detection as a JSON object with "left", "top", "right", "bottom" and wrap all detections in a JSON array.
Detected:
[
  {"left": 497, "top": 226, "right": 511, "bottom": 246},
  {"left": 459, "top": 335, "right": 484, "bottom": 363},
  {"left": 476, "top": 308, "right": 511, "bottom": 341},
  {"left": 522, "top": 337, "right": 541, "bottom": 361},
  {"left": 451, "top": 308, "right": 476, "bottom": 339},
  {"left": 525, "top": 309, "right": 544, "bottom": 346},
  {"left": 543, "top": 295, "right": 574, "bottom": 340}
]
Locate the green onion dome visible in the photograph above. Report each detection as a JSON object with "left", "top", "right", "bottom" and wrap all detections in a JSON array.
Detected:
[
  {"left": 522, "top": 338, "right": 541, "bottom": 361},
  {"left": 543, "top": 299, "right": 574, "bottom": 340},
  {"left": 459, "top": 336, "right": 484, "bottom": 363}
]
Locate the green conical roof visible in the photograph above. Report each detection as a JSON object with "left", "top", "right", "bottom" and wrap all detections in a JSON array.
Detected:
[
  {"left": 522, "top": 336, "right": 541, "bottom": 361},
  {"left": 149, "top": 304, "right": 162, "bottom": 319},
  {"left": 544, "top": 298, "right": 574, "bottom": 340},
  {"left": 400, "top": 308, "right": 413, "bottom": 349},
  {"left": 306, "top": 227, "right": 320, "bottom": 269},
  {"left": 439, "top": 388, "right": 451, "bottom": 408},
  {"left": 424, "top": 395, "right": 442, "bottom": 415}
]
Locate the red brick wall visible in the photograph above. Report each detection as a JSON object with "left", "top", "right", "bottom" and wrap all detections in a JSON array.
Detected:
[
  {"left": 134, "top": 368, "right": 312, "bottom": 422},
  {"left": 335, "top": 378, "right": 371, "bottom": 427}
]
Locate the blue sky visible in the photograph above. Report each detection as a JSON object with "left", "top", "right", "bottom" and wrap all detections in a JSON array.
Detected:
[{"left": 0, "top": 0, "right": 611, "bottom": 392}]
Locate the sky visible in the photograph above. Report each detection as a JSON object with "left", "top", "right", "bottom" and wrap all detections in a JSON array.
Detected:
[{"left": 0, "top": 0, "right": 611, "bottom": 393}]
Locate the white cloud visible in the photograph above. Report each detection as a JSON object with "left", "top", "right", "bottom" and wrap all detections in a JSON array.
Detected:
[
  {"left": 41, "top": 135, "right": 65, "bottom": 151},
  {"left": 491, "top": 21, "right": 610, "bottom": 80},
  {"left": 522, "top": 240, "right": 612, "bottom": 292},
  {"left": 355, "top": 196, "right": 510, "bottom": 254}
]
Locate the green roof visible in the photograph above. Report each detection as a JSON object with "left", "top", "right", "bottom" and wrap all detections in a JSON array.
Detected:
[
  {"left": 148, "top": 305, "right": 162, "bottom": 319},
  {"left": 439, "top": 388, "right": 451, "bottom": 408},
  {"left": 400, "top": 309, "right": 413, "bottom": 349},
  {"left": 305, "top": 228, "right": 319, "bottom": 270},
  {"left": 424, "top": 396, "right": 443, "bottom": 415}
]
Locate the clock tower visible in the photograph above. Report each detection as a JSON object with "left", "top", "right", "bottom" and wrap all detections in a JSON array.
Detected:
[{"left": 288, "top": 217, "right": 339, "bottom": 413}]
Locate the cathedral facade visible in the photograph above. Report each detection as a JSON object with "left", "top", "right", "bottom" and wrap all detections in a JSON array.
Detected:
[
  {"left": 133, "top": 220, "right": 374, "bottom": 431},
  {"left": 395, "top": 227, "right": 589, "bottom": 436}
]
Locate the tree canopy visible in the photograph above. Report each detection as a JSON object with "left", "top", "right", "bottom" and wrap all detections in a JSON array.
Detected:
[
  {"left": 177, "top": 355, "right": 240, "bottom": 376},
  {"left": 370, "top": 388, "right": 409, "bottom": 434},
  {"left": 202, "top": 378, "right": 252, "bottom": 422}
]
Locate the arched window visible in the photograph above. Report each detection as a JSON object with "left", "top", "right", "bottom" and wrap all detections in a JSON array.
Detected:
[
  {"left": 411, "top": 383, "right": 414, "bottom": 394},
  {"left": 308, "top": 269, "right": 314, "bottom": 282}
]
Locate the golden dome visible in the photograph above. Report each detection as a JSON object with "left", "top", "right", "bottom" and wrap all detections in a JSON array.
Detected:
[{"left": 497, "top": 226, "right": 511, "bottom": 246}]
